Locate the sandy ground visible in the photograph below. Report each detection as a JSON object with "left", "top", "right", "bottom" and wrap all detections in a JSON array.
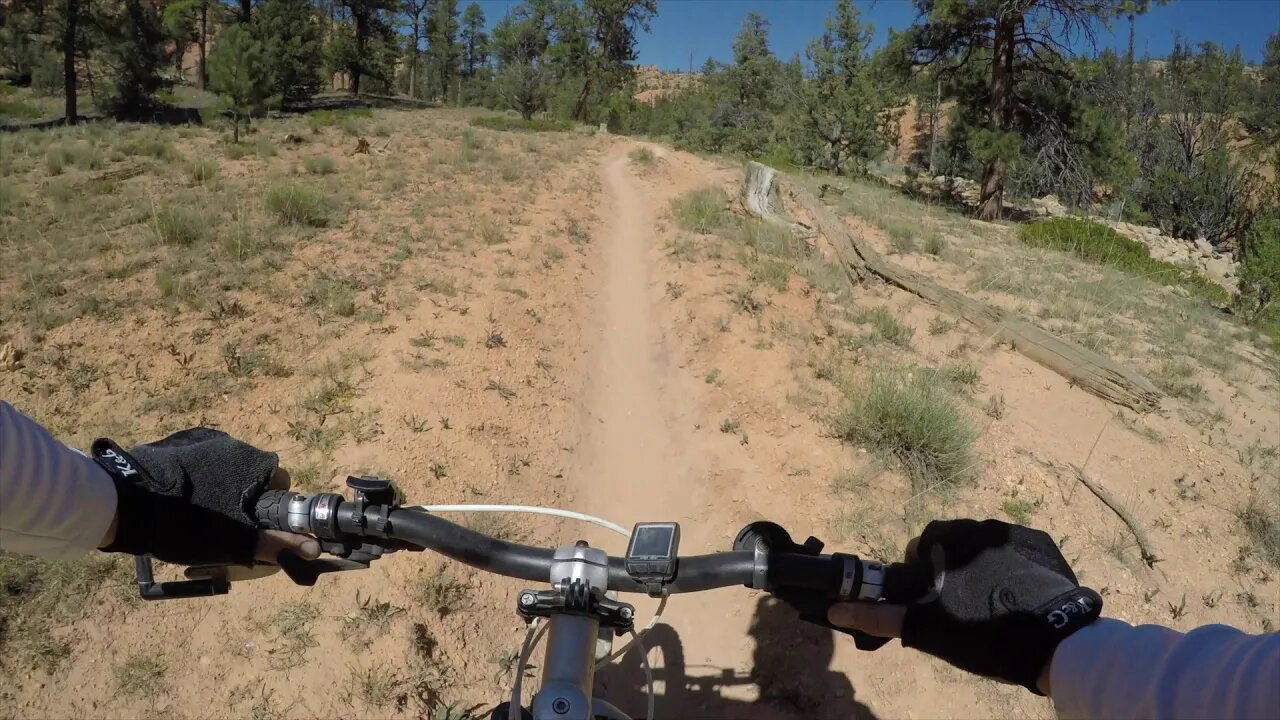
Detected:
[{"left": 2, "top": 112, "right": 1278, "bottom": 719}]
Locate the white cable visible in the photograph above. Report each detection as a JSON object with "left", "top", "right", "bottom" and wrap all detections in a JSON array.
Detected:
[
  {"left": 630, "top": 627, "right": 656, "bottom": 720},
  {"left": 410, "top": 504, "right": 632, "bottom": 537},
  {"left": 510, "top": 619, "right": 548, "bottom": 720}
]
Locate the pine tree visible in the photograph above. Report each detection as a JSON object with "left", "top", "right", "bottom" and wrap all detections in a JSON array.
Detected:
[
  {"left": 904, "top": 0, "right": 1150, "bottom": 219},
  {"left": 801, "top": 0, "right": 883, "bottom": 175},
  {"left": 425, "top": 0, "right": 460, "bottom": 102},
  {"left": 254, "top": 0, "right": 323, "bottom": 104},
  {"left": 97, "top": 0, "right": 168, "bottom": 116},
  {"left": 209, "top": 23, "right": 271, "bottom": 141},
  {"left": 459, "top": 1, "right": 488, "bottom": 77}
]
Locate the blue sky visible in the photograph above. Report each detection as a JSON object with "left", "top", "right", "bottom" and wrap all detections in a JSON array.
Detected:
[{"left": 472, "top": 0, "right": 1279, "bottom": 69}]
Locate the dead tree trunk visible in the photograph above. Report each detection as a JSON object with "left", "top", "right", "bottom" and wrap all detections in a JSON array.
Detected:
[
  {"left": 742, "top": 162, "right": 815, "bottom": 240},
  {"left": 751, "top": 167, "right": 1162, "bottom": 413}
]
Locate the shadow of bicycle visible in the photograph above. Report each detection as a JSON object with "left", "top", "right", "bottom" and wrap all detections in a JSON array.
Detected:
[{"left": 594, "top": 596, "right": 878, "bottom": 720}]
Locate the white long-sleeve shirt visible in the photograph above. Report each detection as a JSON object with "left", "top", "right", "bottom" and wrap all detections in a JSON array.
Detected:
[
  {"left": 1, "top": 400, "right": 1277, "bottom": 718},
  {"left": 0, "top": 400, "right": 116, "bottom": 557}
]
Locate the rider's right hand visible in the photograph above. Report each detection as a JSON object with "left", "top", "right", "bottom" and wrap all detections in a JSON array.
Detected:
[
  {"left": 92, "top": 428, "right": 320, "bottom": 566},
  {"left": 829, "top": 519, "right": 1103, "bottom": 696}
]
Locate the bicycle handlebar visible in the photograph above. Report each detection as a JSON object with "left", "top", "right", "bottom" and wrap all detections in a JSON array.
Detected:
[{"left": 255, "top": 488, "right": 932, "bottom": 603}]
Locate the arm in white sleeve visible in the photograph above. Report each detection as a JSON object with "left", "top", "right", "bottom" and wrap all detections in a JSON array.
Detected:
[
  {"left": 1051, "top": 617, "right": 1280, "bottom": 720},
  {"left": 0, "top": 400, "right": 118, "bottom": 559}
]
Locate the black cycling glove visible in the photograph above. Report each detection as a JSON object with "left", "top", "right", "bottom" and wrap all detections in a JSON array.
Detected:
[
  {"left": 900, "top": 519, "right": 1103, "bottom": 694},
  {"left": 92, "top": 428, "right": 278, "bottom": 566}
]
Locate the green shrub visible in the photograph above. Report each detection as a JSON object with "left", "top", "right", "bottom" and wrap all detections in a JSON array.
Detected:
[
  {"left": 469, "top": 115, "right": 571, "bottom": 133},
  {"left": 305, "top": 275, "right": 356, "bottom": 316},
  {"left": 1237, "top": 492, "right": 1280, "bottom": 569},
  {"left": 832, "top": 367, "right": 978, "bottom": 491},
  {"left": 188, "top": 158, "right": 219, "bottom": 184},
  {"left": 735, "top": 219, "right": 808, "bottom": 259},
  {"left": 306, "top": 107, "right": 372, "bottom": 133},
  {"left": 629, "top": 147, "right": 655, "bottom": 163},
  {"left": 1018, "top": 217, "right": 1230, "bottom": 305},
  {"left": 122, "top": 135, "right": 178, "bottom": 162},
  {"left": 154, "top": 207, "right": 205, "bottom": 245},
  {"left": 854, "top": 306, "right": 914, "bottom": 348},
  {"left": 303, "top": 155, "right": 337, "bottom": 175},
  {"left": 0, "top": 182, "right": 19, "bottom": 215},
  {"left": 265, "top": 184, "right": 327, "bottom": 226},
  {"left": 1235, "top": 212, "right": 1280, "bottom": 331},
  {"left": 45, "top": 144, "right": 74, "bottom": 175},
  {"left": 0, "top": 99, "right": 42, "bottom": 119},
  {"left": 672, "top": 188, "right": 729, "bottom": 234}
]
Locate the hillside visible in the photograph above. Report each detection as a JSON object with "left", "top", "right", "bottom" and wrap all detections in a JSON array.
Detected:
[{"left": 1, "top": 102, "right": 1277, "bottom": 718}]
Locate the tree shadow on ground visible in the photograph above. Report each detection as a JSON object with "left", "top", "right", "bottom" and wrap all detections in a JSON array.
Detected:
[{"left": 594, "top": 596, "right": 879, "bottom": 720}]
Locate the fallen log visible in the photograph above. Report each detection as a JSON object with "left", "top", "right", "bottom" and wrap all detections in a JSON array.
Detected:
[{"left": 747, "top": 167, "right": 1161, "bottom": 413}]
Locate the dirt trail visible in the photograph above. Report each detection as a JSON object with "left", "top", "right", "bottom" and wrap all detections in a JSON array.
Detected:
[{"left": 568, "top": 151, "right": 701, "bottom": 521}]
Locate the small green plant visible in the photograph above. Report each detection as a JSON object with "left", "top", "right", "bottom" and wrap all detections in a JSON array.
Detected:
[
  {"left": 730, "top": 286, "right": 763, "bottom": 315},
  {"left": 704, "top": 368, "right": 724, "bottom": 386},
  {"left": 1236, "top": 493, "right": 1280, "bottom": 569},
  {"left": 305, "top": 275, "right": 357, "bottom": 317},
  {"left": 355, "top": 663, "right": 403, "bottom": 707},
  {"left": 410, "top": 331, "right": 438, "bottom": 349},
  {"left": 1150, "top": 359, "right": 1205, "bottom": 401},
  {"left": 413, "top": 570, "right": 467, "bottom": 615},
  {"left": 854, "top": 306, "right": 914, "bottom": 348},
  {"left": 719, "top": 417, "right": 741, "bottom": 434},
  {"left": 342, "top": 593, "right": 405, "bottom": 645},
  {"left": 831, "top": 367, "right": 978, "bottom": 491},
  {"left": 304, "top": 155, "right": 338, "bottom": 175},
  {"left": 45, "top": 144, "right": 74, "bottom": 175},
  {"left": 153, "top": 206, "right": 205, "bottom": 246},
  {"left": 924, "top": 234, "right": 947, "bottom": 256},
  {"left": 985, "top": 393, "right": 1006, "bottom": 420},
  {"left": 114, "top": 655, "right": 167, "bottom": 698},
  {"left": 479, "top": 219, "right": 507, "bottom": 245},
  {"left": 629, "top": 146, "right": 655, "bottom": 164},
  {"left": 402, "top": 414, "right": 430, "bottom": 432},
  {"left": 486, "top": 378, "right": 516, "bottom": 400},
  {"left": 493, "top": 649, "right": 521, "bottom": 675},
  {"left": 188, "top": 158, "right": 219, "bottom": 184},
  {"left": 927, "top": 317, "right": 955, "bottom": 335},
  {"left": 485, "top": 328, "right": 506, "bottom": 348},
  {"left": 265, "top": 184, "right": 328, "bottom": 226},
  {"left": 430, "top": 461, "right": 448, "bottom": 479},
  {"left": 672, "top": 188, "right": 729, "bottom": 234},
  {"left": 1001, "top": 496, "right": 1037, "bottom": 524},
  {"left": 942, "top": 363, "right": 980, "bottom": 389}
]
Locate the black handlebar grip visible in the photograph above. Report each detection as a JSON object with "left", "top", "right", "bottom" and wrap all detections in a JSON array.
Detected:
[
  {"left": 255, "top": 489, "right": 295, "bottom": 531},
  {"left": 880, "top": 560, "right": 935, "bottom": 604}
]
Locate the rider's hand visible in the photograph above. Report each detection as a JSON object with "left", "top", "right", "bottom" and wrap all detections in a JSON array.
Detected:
[
  {"left": 92, "top": 428, "right": 320, "bottom": 566},
  {"left": 828, "top": 519, "right": 1102, "bottom": 696}
]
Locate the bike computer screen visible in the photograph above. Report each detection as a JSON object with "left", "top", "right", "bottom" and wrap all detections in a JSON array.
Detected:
[{"left": 625, "top": 522, "right": 680, "bottom": 590}]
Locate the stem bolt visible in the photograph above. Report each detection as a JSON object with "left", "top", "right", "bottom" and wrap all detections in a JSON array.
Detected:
[
  {"left": 620, "top": 606, "right": 634, "bottom": 620},
  {"left": 552, "top": 698, "right": 571, "bottom": 715},
  {"left": 519, "top": 592, "right": 536, "bottom": 607}
]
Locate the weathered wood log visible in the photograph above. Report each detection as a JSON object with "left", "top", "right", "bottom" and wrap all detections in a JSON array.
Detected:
[
  {"left": 741, "top": 161, "right": 815, "bottom": 239},
  {"left": 773, "top": 172, "right": 1162, "bottom": 413}
]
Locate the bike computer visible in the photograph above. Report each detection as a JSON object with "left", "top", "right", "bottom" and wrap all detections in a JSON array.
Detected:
[{"left": 625, "top": 522, "right": 680, "bottom": 596}]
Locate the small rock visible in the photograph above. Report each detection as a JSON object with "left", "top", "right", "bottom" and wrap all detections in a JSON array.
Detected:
[{"left": 0, "top": 342, "right": 20, "bottom": 371}]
